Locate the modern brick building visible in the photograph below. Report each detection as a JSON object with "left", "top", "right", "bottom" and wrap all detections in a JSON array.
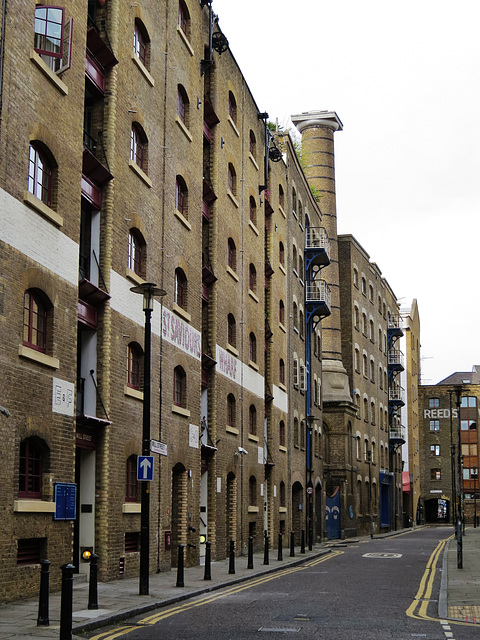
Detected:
[{"left": 419, "top": 369, "right": 480, "bottom": 525}]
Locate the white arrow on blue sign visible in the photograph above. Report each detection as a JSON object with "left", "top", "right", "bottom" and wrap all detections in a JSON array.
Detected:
[{"left": 137, "top": 455, "right": 154, "bottom": 481}]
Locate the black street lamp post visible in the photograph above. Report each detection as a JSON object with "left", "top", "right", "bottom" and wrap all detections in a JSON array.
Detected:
[
  {"left": 130, "top": 283, "right": 166, "bottom": 596},
  {"left": 472, "top": 467, "right": 478, "bottom": 528},
  {"left": 454, "top": 386, "right": 463, "bottom": 569}
]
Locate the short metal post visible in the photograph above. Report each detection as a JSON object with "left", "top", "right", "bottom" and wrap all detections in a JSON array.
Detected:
[
  {"left": 88, "top": 554, "right": 98, "bottom": 610},
  {"left": 301, "top": 529, "right": 305, "bottom": 554},
  {"left": 176, "top": 545, "right": 185, "bottom": 587},
  {"left": 37, "top": 559, "right": 50, "bottom": 626},
  {"left": 290, "top": 531, "right": 295, "bottom": 557},
  {"left": 277, "top": 533, "right": 283, "bottom": 561},
  {"left": 228, "top": 539, "right": 235, "bottom": 574},
  {"left": 247, "top": 536, "right": 254, "bottom": 569},
  {"left": 60, "top": 564, "right": 74, "bottom": 640},
  {"left": 204, "top": 541, "right": 211, "bottom": 580},
  {"left": 263, "top": 533, "right": 269, "bottom": 565}
]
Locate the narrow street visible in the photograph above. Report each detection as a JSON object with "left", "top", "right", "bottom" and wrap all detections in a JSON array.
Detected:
[{"left": 88, "top": 528, "right": 478, "bottom": 640}]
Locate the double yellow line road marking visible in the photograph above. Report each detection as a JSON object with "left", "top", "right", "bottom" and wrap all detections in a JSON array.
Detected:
[{"left": 91, "top": 551, "right": 344, "bottom": 640}]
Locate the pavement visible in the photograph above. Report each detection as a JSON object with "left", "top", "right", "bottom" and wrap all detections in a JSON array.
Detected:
[{"left": 1, "top": 526, "right": 479, "bottom": 639}]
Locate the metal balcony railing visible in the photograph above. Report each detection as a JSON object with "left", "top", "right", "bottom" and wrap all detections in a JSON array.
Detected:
[
  {"left": 306, "top": 226, "right": 330, "bottom": 258},
  {"left": 388, "top": 314, "right": 403, "bottom": 330},
  {"left": 389, "top": 385, "right": 405, "bottom": 403},
  {"left": 389, "top": 424, "right": 406, "bottom": 441},
  {"left": 388, "top": 350, "right": 405, "bottom": 368},
  {"left": 306, "top": 279, "right": 331, "bottom": 308}
]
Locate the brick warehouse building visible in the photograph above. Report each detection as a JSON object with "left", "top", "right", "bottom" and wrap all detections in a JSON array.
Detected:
[
  {"left": 419, "top": 369, "right": 480, "bottom": 526},
  {"left": 0, "top": 1, "right": 410, "bottom": 602},
  {"left": 0, "top": 0, "right": 334, "bottom": 602}
]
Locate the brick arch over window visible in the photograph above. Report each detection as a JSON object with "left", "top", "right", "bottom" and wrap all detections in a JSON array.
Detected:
[
  {"left": 127, "top": 341, "right": 144, "bottom": 390},
  {"left": 174, "top": 267, "right": 188, "bottom": 310},
  {"left": 173, "top": 365, "right": 187, "bottom": 408}
]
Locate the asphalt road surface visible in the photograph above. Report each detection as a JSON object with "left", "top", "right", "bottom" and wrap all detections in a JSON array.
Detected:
[{"left": 88, "top": 528, "right": 479, "bottom": 640}]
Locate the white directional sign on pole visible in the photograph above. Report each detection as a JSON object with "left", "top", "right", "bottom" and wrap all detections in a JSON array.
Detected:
[{"left": 137, "top": 456, "right": 154, "bottom": 481}]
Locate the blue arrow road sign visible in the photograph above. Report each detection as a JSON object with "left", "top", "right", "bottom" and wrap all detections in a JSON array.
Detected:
[{"left": 137, "top": 456, "right": 154, "bottom": 481}]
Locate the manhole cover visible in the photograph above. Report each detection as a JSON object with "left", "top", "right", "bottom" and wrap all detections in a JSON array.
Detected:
[{"left": 362, "top": 552, "right": 402, "bottom": 558}]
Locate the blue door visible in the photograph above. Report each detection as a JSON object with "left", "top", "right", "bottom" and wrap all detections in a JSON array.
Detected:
[{"left": 325, "top": 488, "right": 340, "bottom": 540}]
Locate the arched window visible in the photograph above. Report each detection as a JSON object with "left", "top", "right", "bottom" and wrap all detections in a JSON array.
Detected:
[
  {"left": 228, "top": 91, "right": 237, "bottom": 124},
  {"left": 279, "top": 184, "right": 284, "bottom": 208},
  {"left": 279, "top": 421, "right": 286, "bottom": 447},
  {"left": 364, "top": 398, "right": 369, "bottom": 422},
  {"left": 133, "top": 19, "right": 149, "bottom": 67},
  {"left": 175, "top": 175, "right": 188, "bottom": 217},
  {"left": 354, "top": 348, "right": 360, "bottom": 372},
  {"left": 298, "top": 200, "right": 303, "bottom": 226},
  {"left": 173, "top": 365, "right": 186, "bottom": 407},
  {"left": 279, "top": 241, "right": 285, "bottom": 266},
  {"left": 249, "top": 196, "right": 257, "bottom": 225},
  {"left": 249, "top": 405, "right": 257, "bottom": 436},
  {"left": 174, "top": 268, "right": 187, "bottom": 310},
  {"left": 294, "top": 417, "right": 299, "bottom": 447},
  {"left": 128, "top": 229, "right": 146, "bottom": 277},
  {"left": 300, "top": 420, "right": 306, "bottom": 449},
  {"left": 279, "top": 299, "right": 285, "bottom": 325},
  {"left": 249, "top": 476, "right": 257, "bottom": 506},
  {"left": 130, "top": 123, "right": 147, "bottom": 171},
  {"left": 292, "top": 187, "right": 297, "bottom": 217},
  {"left": 299, "top": 309, "right": 304, "bottom": 339},
  {"left": 126, "top": 455, "right": 139, "bottom": 502},
  {"left": 177, "top": 85, "right": 189, "bottom": 127},
  {"left": 292, "top": 244, "right": 297, "bottom": 273},
  {"left": 28, "top": 143, "right": 53, "bottom": 205},
  {"left": 293, "top": 301, "right": 298, "bottom": 331},
  {"left": 249, "top": 332, "right": 257, "bottom": 363},
  {"left": 227, "top": 393, "right": 236, "bottom": 427},
  {"left": 279, "top": 358, "right": 285, "bottom": 385},
  {"left": 227, "top": 238, "right": 236, "bottom": 271},
  {"left": 228, "top": 163, "right": 236, "bottom": 195},
  {"left": 353, "top": 268, "right": 358, "bottom": 288},
  {"left": 178, "top": 0, "right": 190, "bottom": 36},
  {"left": 249, "top": 263, "right": 256, "bottom": 293},
  {"left": 127, "top": 342, "right": 143, "bottom": 390},
  {"left": 371, "top": 401, "right": 376, "bottom": 425},
  {"left": 19, "top": 438, "right": 46, "bottom": 498},
  {"left": 23, "top": 289, "right": 48, "bottom": 352},
  {"left": 354, "top": 306, "right": 359, "bottom": 330},
  {"left": 249, "top": 130, "right": 256, "bottom": 158},
  {"left": 227, "top": 313, "right": 236, "bottom": 347}
]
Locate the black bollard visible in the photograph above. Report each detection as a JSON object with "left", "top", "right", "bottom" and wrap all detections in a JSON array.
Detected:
[
  {"left": 37, "top": 559, "right": 50, "bottom": 626},
  {"left": 247, "top": 536, "right": 254, "bottom": 569},
  {"left": 176, "top": 544, "right": 185, "bottom": 587},
  {"left": 290, "top": 531, "right": 295, "bottom": 557},
  {"left": 228, "top": 539, "right": 235, "bottom": 574},
  {"left": 88, "top": 554, "right": 98, "bottom": 610},
  {"left": 204, "top": 541, "right": 211, "bottom": 580},
  {"left": 301, "top": 529, "right": 305, "bottom": 554},
  {"left": 277, "top": 533, "right": 283, "bottom": 561},
  {"left": 263, "top": 533, "right": 269, "bottom": 565},
  {"left": 60, "top": 563, "right": 74, "bottom": 640}
]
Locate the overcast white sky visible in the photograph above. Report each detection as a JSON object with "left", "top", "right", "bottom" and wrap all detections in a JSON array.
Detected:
[{"left": 213, "top": 0, "right": 480, "bottom": 385}]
